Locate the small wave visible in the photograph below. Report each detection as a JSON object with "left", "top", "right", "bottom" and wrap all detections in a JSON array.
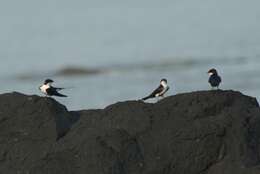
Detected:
[
  {"left": 14, "top": 56, "right": 249, "bottom": 80},
  {"left": 54, "top": 67, "right": 104, "bottom": 77},
  {"left": 15, "top": 66, "right": 105, "bottom": 81},
  {"left": 108, "top": 56, "right": 248, "bottom": 72}
]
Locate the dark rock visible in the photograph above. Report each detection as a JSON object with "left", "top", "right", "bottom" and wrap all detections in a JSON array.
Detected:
[
  {"left": 0, "top": 90, "right": 260, "bottom": 174},
  {"left": 0, "top": 92, "right": 72, "bottom": 173}
]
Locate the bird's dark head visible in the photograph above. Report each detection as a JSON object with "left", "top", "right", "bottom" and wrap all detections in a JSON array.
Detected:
[
  {"left": 208, "top": 68, "right": 218, "bottom": 76},
  {"left": 44, "top": 79, "right": 54, "bottom": 85},
  {"left": 160, "top": 78, "right": 168, "bottom": 85}
]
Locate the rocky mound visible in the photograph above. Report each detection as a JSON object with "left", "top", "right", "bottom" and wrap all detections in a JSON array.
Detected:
[{"left": 0, "top": 90, "right": 259, "bottom": 174}]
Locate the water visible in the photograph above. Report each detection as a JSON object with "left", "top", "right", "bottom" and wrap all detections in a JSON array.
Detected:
[{"left": 0, "top": 0, "right": 259, "bottom": 110}]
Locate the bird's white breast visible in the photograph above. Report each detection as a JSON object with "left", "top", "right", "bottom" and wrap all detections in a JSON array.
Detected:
[
  {"left": 159, "top": 84, "right": 168, "bottom": 96},
  {"left": 40, "top": 84, "right": 50, "bottom": 94}
]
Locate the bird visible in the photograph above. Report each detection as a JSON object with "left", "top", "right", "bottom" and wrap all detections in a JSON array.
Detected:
[
  {"left": 142, "top": 78, "right": 169, "bottom": 101},
  {"left": 39, "top": 79, "right": 67, "bottom": 97},
  {"left": 208, "top": 68, "right": 222, "bottom": 90}
]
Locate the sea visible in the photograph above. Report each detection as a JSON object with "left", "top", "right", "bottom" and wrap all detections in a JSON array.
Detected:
[{"left": 0, "top": 0, "right": 259, "bottom": 110}]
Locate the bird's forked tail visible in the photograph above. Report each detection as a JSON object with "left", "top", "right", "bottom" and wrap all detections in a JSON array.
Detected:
[{"left": 142, "top": 95, "right": 152, "bottom": 101}]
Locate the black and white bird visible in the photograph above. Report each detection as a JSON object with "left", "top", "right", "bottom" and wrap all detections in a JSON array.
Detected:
[
  {"left": 208, "top": 68, "right": 222, "bottom": 90},
  {"left": 39, "top": 79, "right": 67, "bottom": 97},
  {"left": 142, "top": 79, "right": 169, "bottom": 101}
]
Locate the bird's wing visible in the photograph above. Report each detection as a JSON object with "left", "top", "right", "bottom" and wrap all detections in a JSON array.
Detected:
[
  {"left": 158, "top": 86, "right": 169, "bottom": 96},
  {"left": 52, "top": 87, "right": 64, "bottom": 91},
  {"left": 150, "top": 85, "right": 164, "bottom": 97},
  {"left": 46, "top": 87, "right": 57, "bottom": 95},
  {"left": 46, "top": 87, "right": 67, "bottom": 97}
]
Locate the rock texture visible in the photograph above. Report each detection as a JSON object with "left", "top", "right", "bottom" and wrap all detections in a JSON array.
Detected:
[{"left": 0, "top": 90, "right": 260, "bottom": 174}]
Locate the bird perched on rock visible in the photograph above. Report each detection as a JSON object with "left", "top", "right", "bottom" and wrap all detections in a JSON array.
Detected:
[
  {"left": 142, "top": 78, "right": 169, "bottom": 101},
  {"left": 208, "top": 68, "right": 222, "bottom": 90},
  {"left": 39, "top": 79, "right": 67, "bottom": 97}
]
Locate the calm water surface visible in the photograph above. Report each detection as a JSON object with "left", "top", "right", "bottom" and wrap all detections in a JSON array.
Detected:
[{"left": 0, "top": 0, "right": 259, "bottom": 109}]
